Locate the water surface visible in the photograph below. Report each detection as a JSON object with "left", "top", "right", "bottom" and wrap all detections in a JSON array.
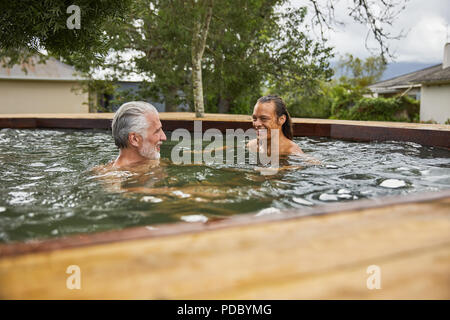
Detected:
[{"left": 0, "top": 128, "right": 449, "bottom": 243}]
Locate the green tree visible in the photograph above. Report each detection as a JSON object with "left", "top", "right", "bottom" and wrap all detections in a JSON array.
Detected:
[
  {"left": 74, "top": 1, "right": 333, "bottom": 115},
  {"left": 0, "top": 0, "right": 131, "bottom": 66},
  {"left": 204, "top": 3, "right": 333, "bottom": 114},
  {"left": 191, "top": 0, "right": 213, "bottom": 116},
  {"left": 336, "top": 54, "right": 387, "bottom": 87},
  {"left": 326, "top": 54, "right": 387, "bottom": 119},
  {"left": 1, "top": 0, "right": 408, "bottom": 116}
]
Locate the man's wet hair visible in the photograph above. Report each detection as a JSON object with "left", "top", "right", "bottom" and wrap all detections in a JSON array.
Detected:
[{"left": 112, "top": 101, "right": 158, "bottom": 149}]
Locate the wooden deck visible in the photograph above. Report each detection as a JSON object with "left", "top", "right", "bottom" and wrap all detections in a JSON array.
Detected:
[{"left": 0, "top": 192, "right": 449, "bottom": 299}]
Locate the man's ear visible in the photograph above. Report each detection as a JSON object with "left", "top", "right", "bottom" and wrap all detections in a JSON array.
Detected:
[
  {"left": 128, "top": 132, "right": 141, "bottom": 148},
  {"left": 278, "top": 114, "right": 286, "bottom": 126}
]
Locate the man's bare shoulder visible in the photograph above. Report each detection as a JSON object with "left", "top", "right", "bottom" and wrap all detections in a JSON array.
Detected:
[
  {"left": 287, "top": 141, "right": 304, "bottom": 155},
  {"left": 93, "top": 159, "right": 162, "bottom": 174},
  {"left": 91, "top": 162, "right": 114, "bottom": 174}
]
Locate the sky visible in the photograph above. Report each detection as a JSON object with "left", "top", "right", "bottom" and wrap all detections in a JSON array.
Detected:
[{"left": 289, "top": 0, "right": 450, "bottom": 64}]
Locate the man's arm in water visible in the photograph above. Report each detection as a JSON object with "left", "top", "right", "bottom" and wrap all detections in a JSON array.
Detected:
[{"left": 247, "top": 138, "right": 321, "bottom": 166}]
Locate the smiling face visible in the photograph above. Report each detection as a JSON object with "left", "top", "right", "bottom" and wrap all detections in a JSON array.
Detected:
[
  {"left": 252, "top": 102, "right": 285, "bottom": 140},
  {"left": 136, "top": 112, "right": 167, "bottom": 160}
]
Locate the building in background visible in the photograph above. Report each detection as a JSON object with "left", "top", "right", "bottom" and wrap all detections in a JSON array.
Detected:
[
  {"left": 368, "top": 65, "right": 438, "bottom": 100},
  {"left": 0, "top": 56, "right": 88, "bottom": 114},
  {"left": 92, "top": 81, "right": 166, "bottom": 113},
  {"left": 369, "top": 43, "right": 450, "bottom": 124},
  {"left": 91, "top": 81, "right": 190, "bottom": 113},
  {"left": 416, "top": 43, "right": 450, "bottom": 124}
]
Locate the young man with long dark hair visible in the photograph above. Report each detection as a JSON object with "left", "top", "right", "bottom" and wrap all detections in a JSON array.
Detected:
[{"left": 248, "top": 95, "right": 303, "bottom": 156}]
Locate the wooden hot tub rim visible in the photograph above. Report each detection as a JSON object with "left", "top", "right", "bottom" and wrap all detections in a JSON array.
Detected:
[
  {"left": 0, "top": 113, "right": 449, "bottom": 148},
  {"left": 1, "top": 189, "right": 449, "bottom": 259},
  {"left": 0, "top": 113, "right": 449, "bottom": 258}
]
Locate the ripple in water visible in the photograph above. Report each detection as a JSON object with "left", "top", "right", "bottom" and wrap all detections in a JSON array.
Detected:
[{"left": 0, "top": 129, "right": 449, "bottom": 243}]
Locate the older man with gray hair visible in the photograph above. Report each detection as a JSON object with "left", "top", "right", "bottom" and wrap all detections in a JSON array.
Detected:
[{"left": 111, "top": 101, "right": 167, "bottom": 169}]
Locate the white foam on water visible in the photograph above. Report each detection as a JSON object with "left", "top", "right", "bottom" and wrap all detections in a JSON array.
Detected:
[
  {"left": 28, "top": 176, "right": 45, "bottom": 180},
  {"left": 255, "top": 167, "right": 279, "bottom": 176},
  {"left": 172, "top": 190, "right": 191, "bottom": 198},
  {"left": 29, "top": 162, "right": 46, "bottom": 167},
  {"left": 0, "top": 207, "right": 6, "bottom": 213},
  {"left": 44, "top": 167, "right": 74, "bottom": 173},
  {"left": 379, "top": 179, "right": 406, "bottom": 188},
  {"left": 180, "top": 214, "right": 208, "bottom": 223},
  {"left": 292, "top": 197, "right": 313, "bottom": 206},
  {"left": 8, "top": 191, "right": 35, "bottom": 205},
  {"left": 141, "top": 196, "right": 163, "bottom": 203},
  {"left": 256, "top": 207, "right": 281, "bottom": 216},
  {"left": 319, "top": 193, "right": 338, "bottom": 201},
  {"left": 337, "top": 188, "right": 351, "bottom": 194}
]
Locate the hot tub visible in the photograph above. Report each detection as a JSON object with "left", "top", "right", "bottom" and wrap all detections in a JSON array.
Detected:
[{"left": 0, "top": 113, "right": 449, "bottom": 299}]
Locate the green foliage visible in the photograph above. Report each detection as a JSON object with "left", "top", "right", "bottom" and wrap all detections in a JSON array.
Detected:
[
  {"left": 1, "top": 1, "right": 405, "bottom": 120},
  {"left": 271, "top": 53, "right": 388, "bottom": 119},
  {"left": 329, "top": 83, "right": 365, "bottom": 118},
  {"left": 322, "top": 54, "right": 420, "bottom": 122},
  {"left": 331, "top": 95, "right": 419, "bottom": 122},
  {"left": 265, "top": 6, "right": 334, "bottom": 118},
  {"left": 66, "top": 1, "right": 333, "bottom": 114},
  {"left": 419, "top": 119, "right": 438, "bottom": 124},
  {"left": 277, "top": 81, "right": 332, "bottom": 118},
  {"left": 336, "top": 54, "right": 387, "bottom": 87},
  {"left": 0, "top": 1, "right": 131, "bottom": 66},
  {"left": 323, "top": 54, "right": 420, "bottom": 122}
]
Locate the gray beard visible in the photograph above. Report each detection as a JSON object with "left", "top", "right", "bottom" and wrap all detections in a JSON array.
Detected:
[{"left": 139, "top": 141, "right": 160, "bottom": 160}]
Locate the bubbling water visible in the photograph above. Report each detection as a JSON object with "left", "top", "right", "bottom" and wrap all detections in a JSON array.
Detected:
[{"left": 0, "top": 128, "right": 449, "bottom": 243}]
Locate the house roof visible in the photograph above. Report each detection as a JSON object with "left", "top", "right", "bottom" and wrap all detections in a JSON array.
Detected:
[
  {"left": 368, "top": 64, "right": 442, "bottom": 92},
  {"left": 414, "top": 66, "right": 450, "bottom": 84},
  {"left": 0, "top": 56, "right": 85, "bottom": 81},
  {"left": 369, "top": 63, "right": 450, "bottom": 92}
]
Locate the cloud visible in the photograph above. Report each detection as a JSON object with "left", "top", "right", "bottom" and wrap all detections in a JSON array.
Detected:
[
  {"left": 394, "top": 15, "right": 447, "bottom": 62},
  {"left": 289, "top": 0, "right": 450, "bottom": 63}
]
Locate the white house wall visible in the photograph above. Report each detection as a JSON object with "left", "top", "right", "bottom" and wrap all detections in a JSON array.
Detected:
[
  {"left": 0, "top": 80, "right": 88, "bottom": 114},
  {"left": 420, "top": 84, "right": 450, "bottom": 124}
]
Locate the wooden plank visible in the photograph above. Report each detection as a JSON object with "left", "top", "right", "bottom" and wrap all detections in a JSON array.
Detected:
[
  {"left": 1, "top": 190, "right": 449, "bottom": 258},
  {"left": 208, "top": 245, "right": 450, "bottom": 299},
  {"left": 1, "top": 112, "right": 450, "bottom": 130},
  {"left": 330, "top": 124, "right": 450, "bottom": 148},
  {"left": 0, "top": 197, "right": 448, "bottom": 299},
  {"left": 1, "top": 113, "right": 449, "bottom": 147}
]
